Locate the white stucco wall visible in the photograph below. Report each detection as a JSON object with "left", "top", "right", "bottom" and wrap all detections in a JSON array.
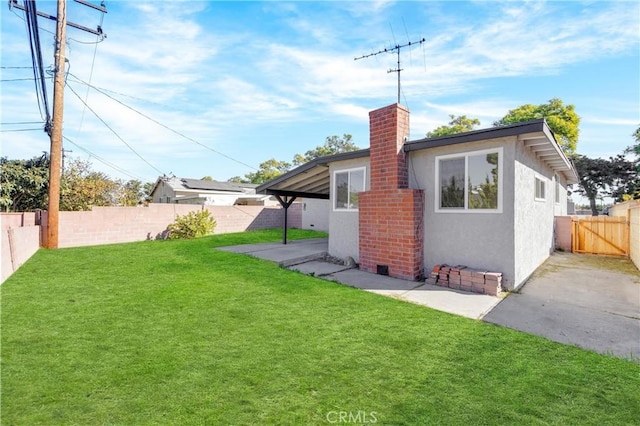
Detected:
[
  {"left": 302, "top": 198, "right": 330, "bottom": 232},
  {"left": 328, "top": 158, "right": 370, "bottom": 261},
  {"left": 512, "top": 140, "right": 562, "bottom": 288},
  {"left": 408, "top": 137, "right": 518, "bottom": 288}
]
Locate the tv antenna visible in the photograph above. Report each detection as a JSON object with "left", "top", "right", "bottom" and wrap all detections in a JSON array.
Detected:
[{"left": 355, "top": 37, "right": 425, "bottom": 104}]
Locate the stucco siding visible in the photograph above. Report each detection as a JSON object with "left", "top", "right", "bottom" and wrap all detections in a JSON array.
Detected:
[
  {"left": 513, "top": 140, "right": 557, "bottom": 288},
  {"left": 329, "top": 158, "right": 370, "bottom": 262},
  {"left": 328, "top": 158, "right": 370, "bottom": 261},
  {"left": 409, "top": 137, "right": 517, "bottom": 288},
  {"left": 302, "top": 198, "right": 330, "bottom": 232}
]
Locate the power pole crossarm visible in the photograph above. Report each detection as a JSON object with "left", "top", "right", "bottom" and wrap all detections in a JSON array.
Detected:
[
  {"left": 9, "top": 0, "right": 106, "bottom": 37},
  {"left": 355, "top": 37, "right": 426, "bottom": 104}
]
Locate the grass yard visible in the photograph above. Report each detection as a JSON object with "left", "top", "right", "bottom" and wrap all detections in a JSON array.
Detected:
[{"left": 2, "top": 228, "right": 639, "bottom": 425}]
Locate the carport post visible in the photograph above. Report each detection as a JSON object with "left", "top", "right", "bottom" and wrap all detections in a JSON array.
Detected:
[{"left": 274, "top": 194, "right": 296, "bottom": 244}]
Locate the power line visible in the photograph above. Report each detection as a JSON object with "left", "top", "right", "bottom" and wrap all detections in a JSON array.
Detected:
[
  {"left": 66, "top": 83, "right": 165, "bottom": 176},
  {"left": 0, "top": 128, "right": 44, "bottom": 132},
  {"left": 76, "top": 10, "right": 104, "bottom": 133},
  {"left": 1, "top": 78, "right": 36, "bottom": 82},
  {"left": 23, "top": 0, "right": 52, "bottom": 127},
  {"left": 62, "top": 135, "right": 145, "bottom": 181},
  {"left": 1, "top": 121, "right": 45, "bottom": 125},
  {"left": 68, "top": 73, "right": 259, "bottom": 171}
]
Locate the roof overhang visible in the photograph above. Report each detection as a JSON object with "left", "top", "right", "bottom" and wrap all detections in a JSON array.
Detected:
[
  {"left": 255, "top": 120, "right": 579, "bottom": 199},
  {"left": 255, "top": 149, "right": 370, "bottom": 199},
  {"left": 405, "top": 119, "right": 579, "bottom": 185}
]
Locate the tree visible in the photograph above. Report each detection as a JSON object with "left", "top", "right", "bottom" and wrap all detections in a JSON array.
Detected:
[
  {"left": 231, "top": 159, "right": 292, "bottom": 184},
  {"left": 292, "top": 134, "right": 359, "bottom": 166},
  {"left": 60, "top": 159, "right": 120, "bottom": 211},
  {"left": 0, "top": 154, "right": 50, "bottom": 212},
  {"left": 494, "top": 98, "right": 580, "bottom": 154},
  {"left": 427, "top": 115, "right": 481, "bottom": 138},
  {"left": 572, "top": 154, "right": 637, "bottom": 215},
  {"left": 119, "top": 179, "right": 146, "bottom": 206}
]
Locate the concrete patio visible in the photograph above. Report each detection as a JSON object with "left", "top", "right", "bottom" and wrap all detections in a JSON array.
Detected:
[{"left": 218, "top": 238, "right": 502, "bottom": 320}]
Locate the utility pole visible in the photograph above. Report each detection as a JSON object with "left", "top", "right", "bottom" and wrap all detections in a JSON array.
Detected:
[
  {"left": 355, "top": 37, "right": 426, "bottom": 104},
  {"left": 11, "top": 0, "right": 107, "bottom": 248},
  {"left": 45, "top": 0, "right": 67, "bottom": 249}
]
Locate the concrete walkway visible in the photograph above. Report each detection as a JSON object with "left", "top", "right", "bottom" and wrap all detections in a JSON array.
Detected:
[{"left": 218, "top": 238, "right": 501, "bottom": 320}]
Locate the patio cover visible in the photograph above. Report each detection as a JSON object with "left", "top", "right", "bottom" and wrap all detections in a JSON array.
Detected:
[{"left": 255, "top": 149, "right": 369, "bottom": 244}]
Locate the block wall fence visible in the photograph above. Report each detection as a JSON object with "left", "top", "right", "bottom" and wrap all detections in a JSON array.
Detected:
[
  {"left": 1, "top": 204, "right": 301, "bottom": 283},
  {"left": 609, "top": 200, "right": 640, "bottom": 270}
]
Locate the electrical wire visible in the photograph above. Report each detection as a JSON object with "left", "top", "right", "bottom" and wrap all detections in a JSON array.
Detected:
[
  {"left": 0, "top": 78, "right": 36, "bottom": 82},
  {"left": 68, "top": 74, "right": 259, "bottom": 171},
  {"left": 1, "top": 121, "right": 45, "bottom": 125},
  {"left": 62, "top": 135, "right": 145, "bottom": 181},
  {"left": 0, "top": 128, "right": 44, "bottom": 132},
  {"left": 23, "top": 0, "right": 52, "bottom": 125},
  {"left": 66, "top": 83, "right": 165, "bottom": 176},
  {"left": 76, "top": 2, "right": 105, "bottom": 132}
]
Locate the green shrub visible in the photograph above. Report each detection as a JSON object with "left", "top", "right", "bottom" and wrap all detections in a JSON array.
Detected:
[{"left": 167, "top": 210, "right": 217, "bottom": 239}]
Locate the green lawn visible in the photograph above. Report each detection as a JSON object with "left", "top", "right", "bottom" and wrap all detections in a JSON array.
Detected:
[{"left": 2, "top": 229, "right": 639, "bottom": 425}]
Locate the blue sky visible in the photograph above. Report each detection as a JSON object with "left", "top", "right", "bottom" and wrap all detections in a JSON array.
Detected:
[{"left": 2, "top": 1, "right": 638, "bottom": 193}]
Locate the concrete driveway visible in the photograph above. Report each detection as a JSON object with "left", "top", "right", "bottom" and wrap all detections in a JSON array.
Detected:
[{"left": 483, "top": 252, "right": 640, "bottom": 360}]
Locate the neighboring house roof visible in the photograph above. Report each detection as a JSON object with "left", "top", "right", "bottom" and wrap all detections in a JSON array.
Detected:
[
  {"left": 151, "top": 177, "right": 256, "bottom": 198},
  {"left": 256, "top": 119, "right": 578, "bottom": 199},
  {"left": 181, "top": 178, "right": 256, "bottom": 193}
]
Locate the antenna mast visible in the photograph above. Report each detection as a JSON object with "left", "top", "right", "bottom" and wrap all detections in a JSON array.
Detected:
[{"left": 355, "top": 37, "right": 425, "bottom": 104}]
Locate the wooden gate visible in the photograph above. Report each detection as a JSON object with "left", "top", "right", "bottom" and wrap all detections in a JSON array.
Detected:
[{"left": 572, "top": 216, "right": 630, "bottom": 256}]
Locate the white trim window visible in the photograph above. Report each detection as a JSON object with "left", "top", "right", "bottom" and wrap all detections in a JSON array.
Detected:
[
  {"left": 333, "top": 167, "right": 365, "bottom": 211},
  {"left": 554, "top": 175, "right": 561, "bottom": 204},
  {"left": 435, "top": 148, "right": 503, "bottom": 213},
  {"left": 535, "top": 176, "right": 546, "bottom": 201}
]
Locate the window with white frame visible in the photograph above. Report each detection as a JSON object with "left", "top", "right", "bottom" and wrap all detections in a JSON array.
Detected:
[
  {"left": 436, "top": 148, "right": 502, "bottom": 212},
  {"left": 535, "top": 176, "right": 546, "bottom": 201},
  {"left": 555, "top": 175, "right": 561, "bottom": 204},
  {"left": 334, "top": 167, "right": 365, "bottom": 211}
]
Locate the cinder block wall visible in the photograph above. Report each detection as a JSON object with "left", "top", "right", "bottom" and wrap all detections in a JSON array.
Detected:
[
  {"left": 37, "top": 204, "right": 301, "bottom": 249},
  {"left": 1, "top": 204, "right": 301, "bottom": 282},
  {"left": 359, "top": 104, "right": 424, "bottom": 280},
  {"left": 1, "top": 225, "right": 41, "bottom": 283},
  {"left": 554, "top": 216, "right": 573, "bottom": 252}
]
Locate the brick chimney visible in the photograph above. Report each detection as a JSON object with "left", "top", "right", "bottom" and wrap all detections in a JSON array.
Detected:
[{"left": 359, "top": 104, "right": 424, "bottom": 280}]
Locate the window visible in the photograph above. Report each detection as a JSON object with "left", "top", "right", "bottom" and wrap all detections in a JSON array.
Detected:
[
  {"left": 436, "top": 148, "right": 502, "bottom": 212},
  {"left": 535, "top": 176, "right": 546, "bottom": 201},
  {"left": 555, "top": 176, "right": 561, "bottom": 204},
  {"left": 334, "top": 167, "right": 365, "bottom": 211}
]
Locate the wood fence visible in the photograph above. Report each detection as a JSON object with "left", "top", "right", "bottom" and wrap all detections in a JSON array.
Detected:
[{"left": 571, "top": 216, "right": 630, "bottom": 256}]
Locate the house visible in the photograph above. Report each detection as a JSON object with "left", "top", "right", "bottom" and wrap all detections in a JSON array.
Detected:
[
  {"left": 257, "top": 104, "right": 578, "bottom": 290},
  {"left": 150, "top": 176, "right": 276, "bottom": 206}
]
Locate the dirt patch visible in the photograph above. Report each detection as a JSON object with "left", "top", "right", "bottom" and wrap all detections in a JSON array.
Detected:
[{"left": 532, "top": 251, "right": 640, "bottom": 282}]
